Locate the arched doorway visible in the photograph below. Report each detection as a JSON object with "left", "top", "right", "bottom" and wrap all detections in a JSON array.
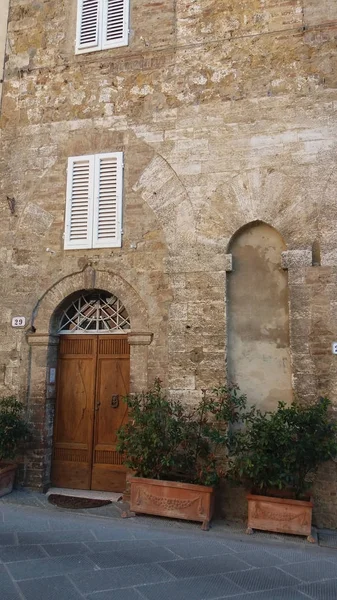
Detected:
[
  {"left": 227, "top": 222, "right": 293, "bottom": 411},
  {"left": 51, "top": 289, "right": 131, "bottom": 492}
]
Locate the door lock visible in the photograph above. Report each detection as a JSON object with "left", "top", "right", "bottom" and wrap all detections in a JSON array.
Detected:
[
  {"left": 95, "top": 401, "right": 101, "bottom": 411},
  {"left": 111, "top": 394, "right": 119, "bottom": 408}
]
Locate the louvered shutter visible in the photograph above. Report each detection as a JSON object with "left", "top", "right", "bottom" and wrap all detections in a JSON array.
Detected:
[
  {"left": 92, "top": 153, "right": 123, "bottom": 248},
  {"left": 102, "top": 0, "right": 129, "bottom": 49},
  {"left": 76, "top": 0, "right": 101, "bottom": 53},
  {"left": 64, "top": 156, "right": 94, "bottom": 249}
]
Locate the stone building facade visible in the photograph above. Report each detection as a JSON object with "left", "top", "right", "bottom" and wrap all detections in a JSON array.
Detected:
[{"left": 1, "top": 0, "right": 337, "bottom": 527}]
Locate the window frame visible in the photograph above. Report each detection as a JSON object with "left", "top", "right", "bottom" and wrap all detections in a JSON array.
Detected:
[
  {"left": 75, "top": 0, "right": 130, "bottom": 55},
  {"left": 64, "top": 152, "right": 124, "bottom": 251}
]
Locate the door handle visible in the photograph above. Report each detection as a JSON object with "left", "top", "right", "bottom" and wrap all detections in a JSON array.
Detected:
[{"left": 111, "top": 395, "right": 119, "bottom": 408}]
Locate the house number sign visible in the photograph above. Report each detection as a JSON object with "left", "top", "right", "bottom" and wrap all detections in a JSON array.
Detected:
[
  {"left": 11, "top": 317, "right": 26, "bottom": 328},
  {"left": 332, "top": 343, "right": 337, "bottom": 355}
]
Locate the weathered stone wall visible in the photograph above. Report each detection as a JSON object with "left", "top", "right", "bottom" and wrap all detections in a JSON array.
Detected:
[{"left": 1, "top": 0, "right": 337, "bottom": 526}]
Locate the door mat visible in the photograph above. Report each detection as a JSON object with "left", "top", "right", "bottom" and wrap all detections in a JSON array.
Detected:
[{"left": 48, "top": 494, "right": 112, "bottom": 509}]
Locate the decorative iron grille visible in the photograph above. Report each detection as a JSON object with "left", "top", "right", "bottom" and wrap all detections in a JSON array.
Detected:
[{"left": 58, "top": 292, "right": 130, "bottom": 334}]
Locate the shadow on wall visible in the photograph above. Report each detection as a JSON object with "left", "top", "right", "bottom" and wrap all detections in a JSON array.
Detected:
[{"left": 227, "top": 221, "right": 293, "bottom": 412}]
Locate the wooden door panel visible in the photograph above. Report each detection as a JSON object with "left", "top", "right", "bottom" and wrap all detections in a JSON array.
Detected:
[
  {"left": 52, "top": 334, "right": 129, "bottom": 493},
  {"left": 91, "top": 469, "right": 127, "bottom": 494},
  {"left": 51, "top": 461, "right": 91, "bottom": 491},
  {"left": 91, "top": 336, "right": 130, "bottom": 492},
  {"left": 51, "top": 336, "right": 97, "bottom": 490},
  {"left": 53, "top": 359, "right": 93, "bottom": 445},
  {"left": 94, "top": 358, "right": 129, "bottom": 445}
]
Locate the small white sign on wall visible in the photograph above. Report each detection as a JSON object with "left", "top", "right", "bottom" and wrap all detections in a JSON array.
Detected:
[
  {"left": 49, "top": 368, "right": 56, "bottom": 385},
  {"left": 332, "top": 343, "right": 337, "bottom": 355},
  {"left": 11, "top": 316, "right": 26, "bottom": 328}
]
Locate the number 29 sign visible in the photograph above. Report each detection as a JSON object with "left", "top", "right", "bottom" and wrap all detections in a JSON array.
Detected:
[{"left": 12, "top": 317, "right": 26, "bottom": 328}]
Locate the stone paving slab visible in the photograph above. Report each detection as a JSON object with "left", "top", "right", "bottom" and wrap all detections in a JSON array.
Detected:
[
  {"left": 89, "top": 526, "right": 136, "bottom": 541},
  {"left": 0, "top": 493, "right": 337, "bottom": 600},
  {"left": 136, "top": 573, "right": 245, "bottom": 600},
  {"left": 225, "top": 566, "right": 302, "bottom": 592},
  {"left": 279, "top": 559, "right": 337, "bottom": 583},
  {"left": 7, "top": 554, "right": 96, "bottom": 581},
  {"left": 84, "top": 539, "right": 156, "bottom": 553},
  {"left": 318, "top": 530, "right": 337, "bottom": 549},
  {"left": 18, "top": 575, "right": 83, "bottom": 600},
  {"left": 158, "top": 553, "right": 252, "bottom": 578},
  {"left": 17, "top": 530, "right": 97, "bottom": 544},
  {"left": 69, "top": 563, "right": 175, "bottom": 593},
  {"left": 233, "top": 548, "right": 288, "bottom": 567},
  {"left": 221, "top": 589, "right": 310, "bottom": 600},
  {"left": 86, "top": 589, "right": 145, "bottom": 600},
  {"left": 42, "top": 542, "right": 88, "bottom": 557},
  {"left": 0, "top": 490, "right": 48, "bottom": 509},
  {"left": 89, "top": 545, "right": 179, "bottom": 568},
  {"left": 299, "top": 579, "right": 337, "bottom": 599},
  {"left": 0, "top": 544, "right": 46, "bottom": 562},
  {"left": 0, "top": 533, "right": 16, "bottom": 546},
  {"left": 260, "top": 545, "right": 320, "bottom": 563},
  {"left": 0, "top": 564, "right": 22, "bottom": 600},
  {"left": 159, "top": 539, "right": 230, "bottom": 558}
]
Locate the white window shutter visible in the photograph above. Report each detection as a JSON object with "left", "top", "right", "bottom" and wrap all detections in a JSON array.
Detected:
[
  {"left": 64, "top": 156, "right": 95, "bottom": 249},
  {"left": 76, "top": 0, "right": 101, "bottom": 53},
  {"left": 102, "top": 0, "right": 129, "bottom": 49},
  {"left": 93, "top": 153, "right": 123, "bottom": 248}
]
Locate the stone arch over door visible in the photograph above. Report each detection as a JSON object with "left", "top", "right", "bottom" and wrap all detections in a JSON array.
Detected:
[
  {"left": 33, "top": 268, "right": 148, "bottom": 333},
  {"left": 226, "top": 221, "right": 293, "bottom": 411},
  {"left": 25, "top": 268, "right": 152, "bottom": 491}
]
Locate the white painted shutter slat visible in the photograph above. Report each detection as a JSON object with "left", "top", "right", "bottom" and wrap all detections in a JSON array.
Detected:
[
  {"left": 102, "top": 0, "right": 129, "bottom": 49},
  {"left": 64, "top": 156, "right": 94, "bottom": 249},
  {"left": 76, "top": 0, "right": 100, "bottom": 52},
  {"left": 93, "top": 153, "right": 123, "bottom": 248}
]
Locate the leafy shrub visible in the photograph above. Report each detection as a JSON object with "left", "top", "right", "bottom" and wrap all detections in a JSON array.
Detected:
[
  {"left": 117, "top": 379, "right": 246, "bottom": 486},
  {"left": 228, "top": 397, "right": 337, "bottom": 498},
  {"left": 0, "top": 397, "right": 30, "bottom": 462}
]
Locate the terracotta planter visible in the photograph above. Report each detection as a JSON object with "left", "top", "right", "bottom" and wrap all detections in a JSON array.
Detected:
[
  {"left": 247, "top": 492, "right": 314, "bottom": 541},
  {"left": 0, "top": 463, "right": 17, "bottom": 498},
  {"left": 129, "top": 477, "right": 215, "bottom": 530}
]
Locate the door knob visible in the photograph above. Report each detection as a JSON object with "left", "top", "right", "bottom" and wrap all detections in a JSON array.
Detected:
[{"left": 95, "top": 401, "right": 101, "bottom": 411}]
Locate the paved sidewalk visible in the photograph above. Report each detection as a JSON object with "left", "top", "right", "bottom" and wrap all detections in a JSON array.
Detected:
[{"left": 0, "top": 496, "right": 337, "bottom": 599}]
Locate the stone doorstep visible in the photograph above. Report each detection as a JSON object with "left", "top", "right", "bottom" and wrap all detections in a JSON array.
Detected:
[{"left": 45, "top": 487, "right": 123, "bottom": 502}]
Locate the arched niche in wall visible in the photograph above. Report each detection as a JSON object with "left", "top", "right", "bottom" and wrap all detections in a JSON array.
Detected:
[{"left": 227, "top": 221, "right": 293, "bottom": 411}]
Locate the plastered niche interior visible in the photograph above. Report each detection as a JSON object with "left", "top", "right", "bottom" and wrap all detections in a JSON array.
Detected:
[{"left": 227, "top": 222, "right": 292, "bottom": 411}]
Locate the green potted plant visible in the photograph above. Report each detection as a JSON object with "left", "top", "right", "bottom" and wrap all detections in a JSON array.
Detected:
[
  {"left": 228, "top": 397, "right": 337, "bottom": 541},
  {"left": 117, "top": 379, "right": 245, "bottom": 530},
  {"left": 0, "top": 397, "right": 30, "bottom": 497}
]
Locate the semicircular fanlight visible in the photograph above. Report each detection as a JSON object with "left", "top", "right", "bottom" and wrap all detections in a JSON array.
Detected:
[{"left": 58, "top": 291, "right": 130, "bottom": 334}]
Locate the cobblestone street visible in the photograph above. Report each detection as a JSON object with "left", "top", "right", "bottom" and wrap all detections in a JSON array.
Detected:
[{"left": 0, "top": 493, "right": 337, "bottom": 600}]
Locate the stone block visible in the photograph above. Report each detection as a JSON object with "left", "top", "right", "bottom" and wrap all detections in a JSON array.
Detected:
[
  {"left": 304, "top": 0, "right": 337, "bottom": 25},
  {"left": 282, "top": 250, "right": 312, "bottom": 270},
  {"left": 305, "top": 267, "right": 335, "bottom": 285}
]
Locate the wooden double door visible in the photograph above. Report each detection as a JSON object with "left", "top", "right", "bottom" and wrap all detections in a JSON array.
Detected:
[{"left": 51, "top": 334, "right": 130, "bottom": 492}]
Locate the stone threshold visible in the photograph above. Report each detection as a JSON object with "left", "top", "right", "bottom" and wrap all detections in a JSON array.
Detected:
[{"left": 46, "top": 487, "right": 123, "bottom": 502}]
